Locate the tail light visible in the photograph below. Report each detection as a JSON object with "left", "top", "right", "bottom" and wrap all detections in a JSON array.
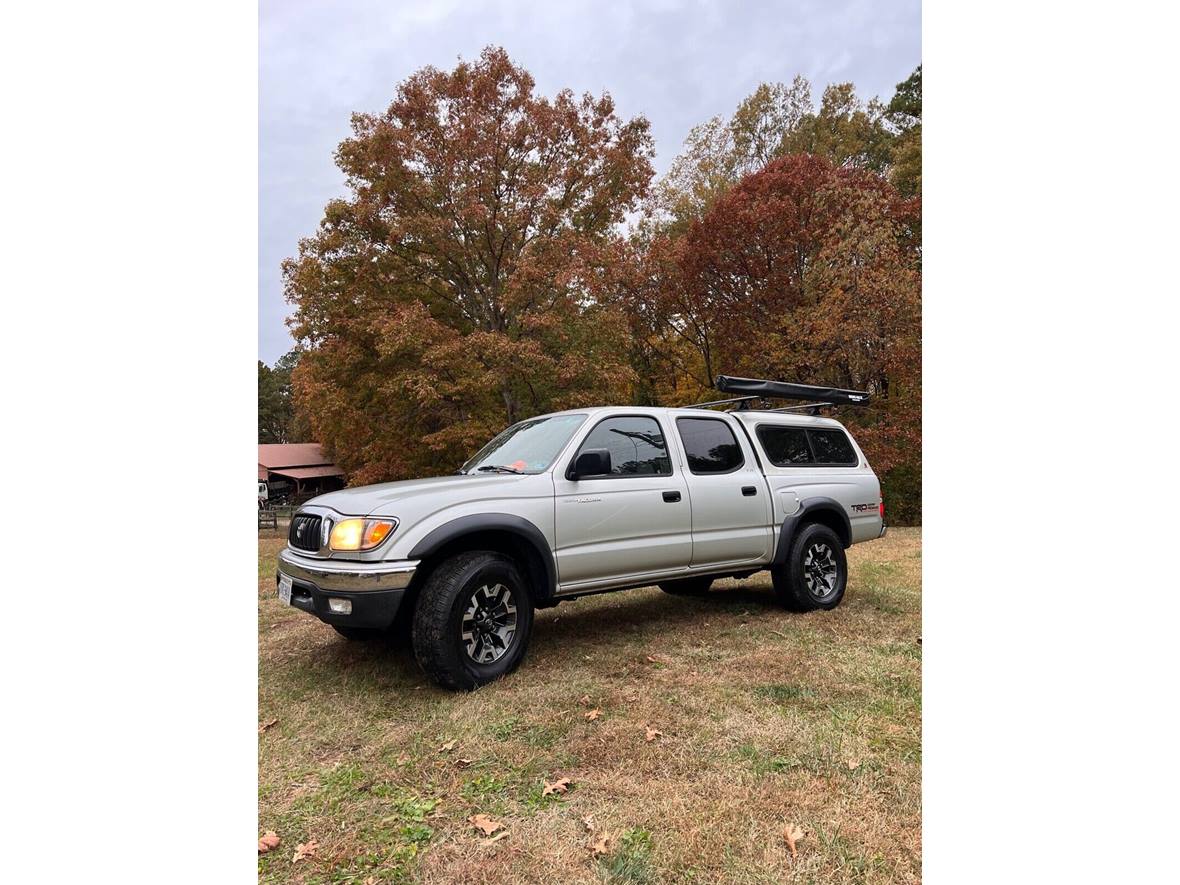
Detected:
[{"left": 879, "top": 496, "right": 885, "bottom": 520}]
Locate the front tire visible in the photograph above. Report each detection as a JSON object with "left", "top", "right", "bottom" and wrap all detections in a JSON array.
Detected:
[
  {"left": 412, "top": 551, "right": 534, "bottom": 690},
  {"left": 771, "top": 523, "right": 847, "bottom": 612}
]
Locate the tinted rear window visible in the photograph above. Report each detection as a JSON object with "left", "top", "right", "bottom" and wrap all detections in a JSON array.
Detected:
[
  {"left": 757, "top": 426, "right": 813, "bottom": 466},
  {"left": 676, "top": 417, "right": 744, "bottom": 474},
  {"left": 808, "top": 429, "right": 858, "bottom": 465}
]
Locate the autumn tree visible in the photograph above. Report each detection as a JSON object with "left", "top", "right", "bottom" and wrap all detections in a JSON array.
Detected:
[
  {"left": 642, "top": 153, "right": 921, "bottom": 517},
  {"left": 284, "top": 47, "right": 654, "bottom": 483}
]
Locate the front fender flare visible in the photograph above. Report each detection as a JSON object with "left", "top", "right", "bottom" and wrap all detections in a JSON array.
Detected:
[{"left": 407, "top": 513, "right": 557, "bottom": 598}]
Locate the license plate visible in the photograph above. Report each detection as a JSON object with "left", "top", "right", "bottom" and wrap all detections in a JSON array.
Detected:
[{"left": 278, "top": 573, "right": 293, "bottom": 606}]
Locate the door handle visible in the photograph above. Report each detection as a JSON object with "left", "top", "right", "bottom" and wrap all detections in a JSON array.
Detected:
[
  {"left": 741, "top": 486, "right": 757, "bottom": 496},
  {"left": 662, "top": 490, "right": 681, "bottom": 503}
]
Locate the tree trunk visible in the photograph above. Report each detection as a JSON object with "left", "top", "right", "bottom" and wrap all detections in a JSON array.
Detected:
[{"left": 501, "top": 385, "right": 518, "bottom": 426}]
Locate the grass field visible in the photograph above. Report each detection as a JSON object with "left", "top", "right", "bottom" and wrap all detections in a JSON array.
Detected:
[{"left": 258, "top": 528, "right": 921, "bottom": 884}]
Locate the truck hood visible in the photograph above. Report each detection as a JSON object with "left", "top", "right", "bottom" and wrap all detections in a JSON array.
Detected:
[{"left": 304, "top": 473, "right": 533, "bottom": 517}]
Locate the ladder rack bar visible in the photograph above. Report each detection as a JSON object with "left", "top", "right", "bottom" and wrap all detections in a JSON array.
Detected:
[
  {"left": 681, "top": 395, "right": 761, "bottom": 409},
  {"left": 762, "top": 402, "right": 834, "bottom": 413}
]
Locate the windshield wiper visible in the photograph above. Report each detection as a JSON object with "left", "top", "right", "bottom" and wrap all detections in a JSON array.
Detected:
[{"left": 475, "top": 464, "right": 524, "bottom": 474}]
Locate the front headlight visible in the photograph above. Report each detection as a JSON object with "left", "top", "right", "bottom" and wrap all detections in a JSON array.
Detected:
[{"left": 329, "top": 518, "right": 398, "bottom": 551}]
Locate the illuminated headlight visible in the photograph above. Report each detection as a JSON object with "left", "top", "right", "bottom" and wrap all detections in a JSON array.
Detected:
[{"left": 329, "top": 518, "right": 398, "bottom": 551}]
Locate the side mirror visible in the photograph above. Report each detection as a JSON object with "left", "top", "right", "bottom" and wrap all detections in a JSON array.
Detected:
[{"left": 568, "top": 448, "right": 611, "bottom": 480}]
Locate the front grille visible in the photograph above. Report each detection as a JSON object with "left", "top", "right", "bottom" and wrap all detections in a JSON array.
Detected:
[{"left": 289, "top": 514, "right": 322, "bottom": 552}]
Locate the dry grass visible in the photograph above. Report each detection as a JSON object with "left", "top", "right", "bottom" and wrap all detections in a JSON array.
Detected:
[{"left": 259, "top": 528, "right": 921, "bottom": 884}]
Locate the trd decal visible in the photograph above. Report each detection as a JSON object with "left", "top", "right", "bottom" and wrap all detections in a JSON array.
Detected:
[{"left": 850, "top": 503, "right": 877, "bottom": 512}]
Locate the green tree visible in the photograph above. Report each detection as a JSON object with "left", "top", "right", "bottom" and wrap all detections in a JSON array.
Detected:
[
  {"left": 258, "top": 349, "right": 308, "bottom": 443},
  {"left": 285, "top": 47, "right": 654, "bottom": 484},
  {"left": 886, "top": 65, "right": 922, "bottom": 197}
]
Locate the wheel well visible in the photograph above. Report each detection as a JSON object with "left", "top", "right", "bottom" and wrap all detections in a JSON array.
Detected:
[
  {"left": 800, "top": 508, "right": 851, "bottom": 548},
  {"left": 409, "top": 529, "right": 552, "bottom": 605}
]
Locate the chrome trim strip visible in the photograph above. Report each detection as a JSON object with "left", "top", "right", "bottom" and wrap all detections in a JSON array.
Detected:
[{"left": 278, "top": 548, "right": 418, "bottom": 592}]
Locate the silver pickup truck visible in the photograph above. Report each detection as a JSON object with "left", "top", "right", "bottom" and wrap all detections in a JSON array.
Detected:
[{"left": 277, "top": 379, "right": 886, "bottom": 690}]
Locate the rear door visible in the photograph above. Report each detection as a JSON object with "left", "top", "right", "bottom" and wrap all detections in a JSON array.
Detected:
[
  {"left": 553, "top": 414, "right": 692, "bottom": 589},
  {"left": 675, "top": 415, "right": 772, "bottom": 567}
]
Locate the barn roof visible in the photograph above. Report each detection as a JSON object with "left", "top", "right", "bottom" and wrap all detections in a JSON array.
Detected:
[
  {"left": 269, "top": 464, "right": 345, "bottom": 480},
  {"left": 258, "top": 443, "right": 334, "bottom": 470},
  {"left": 258, "top": 444, "right": 344, "bottom": 481}
]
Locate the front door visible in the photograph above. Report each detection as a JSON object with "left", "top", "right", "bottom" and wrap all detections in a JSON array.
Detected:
[{"left": 553, "top": 414, "right": 692, "bottom": 590}]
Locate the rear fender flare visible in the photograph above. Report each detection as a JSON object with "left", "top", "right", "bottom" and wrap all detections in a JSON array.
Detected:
[{"left": 772, "top": 497, "right": 852, "bottom": 565}]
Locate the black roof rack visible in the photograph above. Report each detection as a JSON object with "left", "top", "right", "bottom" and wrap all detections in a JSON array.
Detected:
[{"left": 683, "top": 376, "right": 871, "bottom": 411}]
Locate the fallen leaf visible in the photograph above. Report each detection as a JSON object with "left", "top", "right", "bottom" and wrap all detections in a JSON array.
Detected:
[
  {"left": 468, "top": 814, "right": 503, "bottom": 836},
  {"left": 364, "top": 877, "right": 378, "bottom": 885},
  {"left": 581, "top": 814, "right": 595, "bottom": 832},
  {"left": 258, "top": 718, "right": 278, "bottom": 734},
  {"left": 439, "top": 739, "right": 457, "bottom": 752},
  {"left": 645, "top": 655, "right": 659, "bottom": 663},
  {"left": 257, "top": 831, "right": 281, "bottom": 854},
  {"left": 591, "top": 832, "right": 613, "bottom": 856},
  {"left": 542, "top": 777, "right": 572, "bottom": 797},
  {"left": 578, "top": 694, "right": 591, "bottom": 706},
  {"left": 783, "top": 823, "right": 804, "bottom": 859},
  {"left": 394, "top": 753, "right": 410, "bottom": 765},
  {"left": 455, "top": 758, "right": 473, "bottom": 768},
  {"left": 844, "top": 757, "right": 861, "bottom": 770},
  {"left": 480, "top": 830, "right": 510, "bottom": 847},
  {"left": 585, "top": 709, "right": 602, "bottom": 721},
  {"left": 644, "top": 727, "right": 663, "bottom": 742},
  {"left": 292, "top": 840, "right": 318, "bottom": 863}
]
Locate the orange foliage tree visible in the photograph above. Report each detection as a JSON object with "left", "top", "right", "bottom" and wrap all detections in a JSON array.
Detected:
[{"left": 284, "top": 47, "right": 654, "bottom": 483}]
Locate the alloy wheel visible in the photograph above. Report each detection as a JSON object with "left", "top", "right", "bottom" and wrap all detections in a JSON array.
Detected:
[
  {"left": 803, "top": 542, "right": 838, "bottom": 598},
  {"left": 461, "top": 583, "right": 518, "bottom": 664}
]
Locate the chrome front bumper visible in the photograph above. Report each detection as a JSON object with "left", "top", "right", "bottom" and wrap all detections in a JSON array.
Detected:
[{"left": 277, "top": 547, "right": 419, "bottom": 592}]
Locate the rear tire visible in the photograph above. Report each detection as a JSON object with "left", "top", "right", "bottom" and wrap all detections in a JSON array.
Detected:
[
  {"left": 771, "top": 523, "right": 847, "bottom": 612},
  {"left": 412, "top": 551, "right": 534, "bottom": 690},
  {"left": 658, "top": 576, "right": 714, "bottom": 596}
]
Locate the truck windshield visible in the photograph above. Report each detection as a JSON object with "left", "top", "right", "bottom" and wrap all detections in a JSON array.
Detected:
[{"left": 461, "top": 414, "right": 588, "bottom": 475}]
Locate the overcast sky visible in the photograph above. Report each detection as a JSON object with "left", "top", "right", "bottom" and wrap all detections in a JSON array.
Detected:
[{"left": 259, "top": 0, "right": 920, "bottom": 364}]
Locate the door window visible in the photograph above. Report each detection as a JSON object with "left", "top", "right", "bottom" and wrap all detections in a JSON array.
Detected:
[
  {"left": 574, "top": 416, "right": 672, "bottom": 476},
  {"left": 676, "top": 417, "right": 745, "bottom": 474}
]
